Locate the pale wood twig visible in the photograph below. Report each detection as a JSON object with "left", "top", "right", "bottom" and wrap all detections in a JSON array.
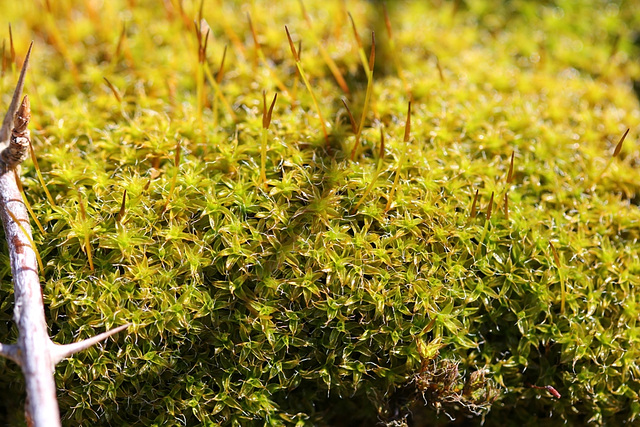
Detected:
[{"left": 0, "top": 44, "right": 130, "bottom": 427}]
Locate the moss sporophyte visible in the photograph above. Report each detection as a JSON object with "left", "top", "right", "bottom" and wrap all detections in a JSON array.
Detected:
[{"left": 0, "top": 0, "right": 639, "bottom": 426}]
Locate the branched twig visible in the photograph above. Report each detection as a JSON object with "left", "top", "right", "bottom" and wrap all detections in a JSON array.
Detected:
[
  {"left": 0, "top": 44, "right": 130, "bottom": 427},
  {"left": 0, "top": 44, "right": 61, "bottom": 425}
]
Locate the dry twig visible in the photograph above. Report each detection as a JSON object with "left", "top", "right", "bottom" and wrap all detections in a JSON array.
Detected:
[{"left": 0, "top": 44, "right": 129, "bottom": 427}]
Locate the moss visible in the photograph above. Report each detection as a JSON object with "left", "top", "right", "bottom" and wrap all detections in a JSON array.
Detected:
[{"left": 0, "top": 0, "right": 639, "bottom": 425}]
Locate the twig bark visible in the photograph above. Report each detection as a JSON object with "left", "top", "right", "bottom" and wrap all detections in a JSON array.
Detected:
[{"left": 0, "top": 44, "right": 129, "bottom": 426}]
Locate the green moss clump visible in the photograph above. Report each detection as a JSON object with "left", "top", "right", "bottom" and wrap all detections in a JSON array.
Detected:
[{"left": 0, "top": 0, "right": 639, "bottom": 425}]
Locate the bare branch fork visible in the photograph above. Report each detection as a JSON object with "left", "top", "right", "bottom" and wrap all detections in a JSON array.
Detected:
[{"left": 0, "top": 44, "right": 129, "bottom": 426}]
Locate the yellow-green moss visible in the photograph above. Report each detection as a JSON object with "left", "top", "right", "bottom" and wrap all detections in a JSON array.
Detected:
[{"left": 0, "top": 0, "right": 639, "bottom": 425}]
